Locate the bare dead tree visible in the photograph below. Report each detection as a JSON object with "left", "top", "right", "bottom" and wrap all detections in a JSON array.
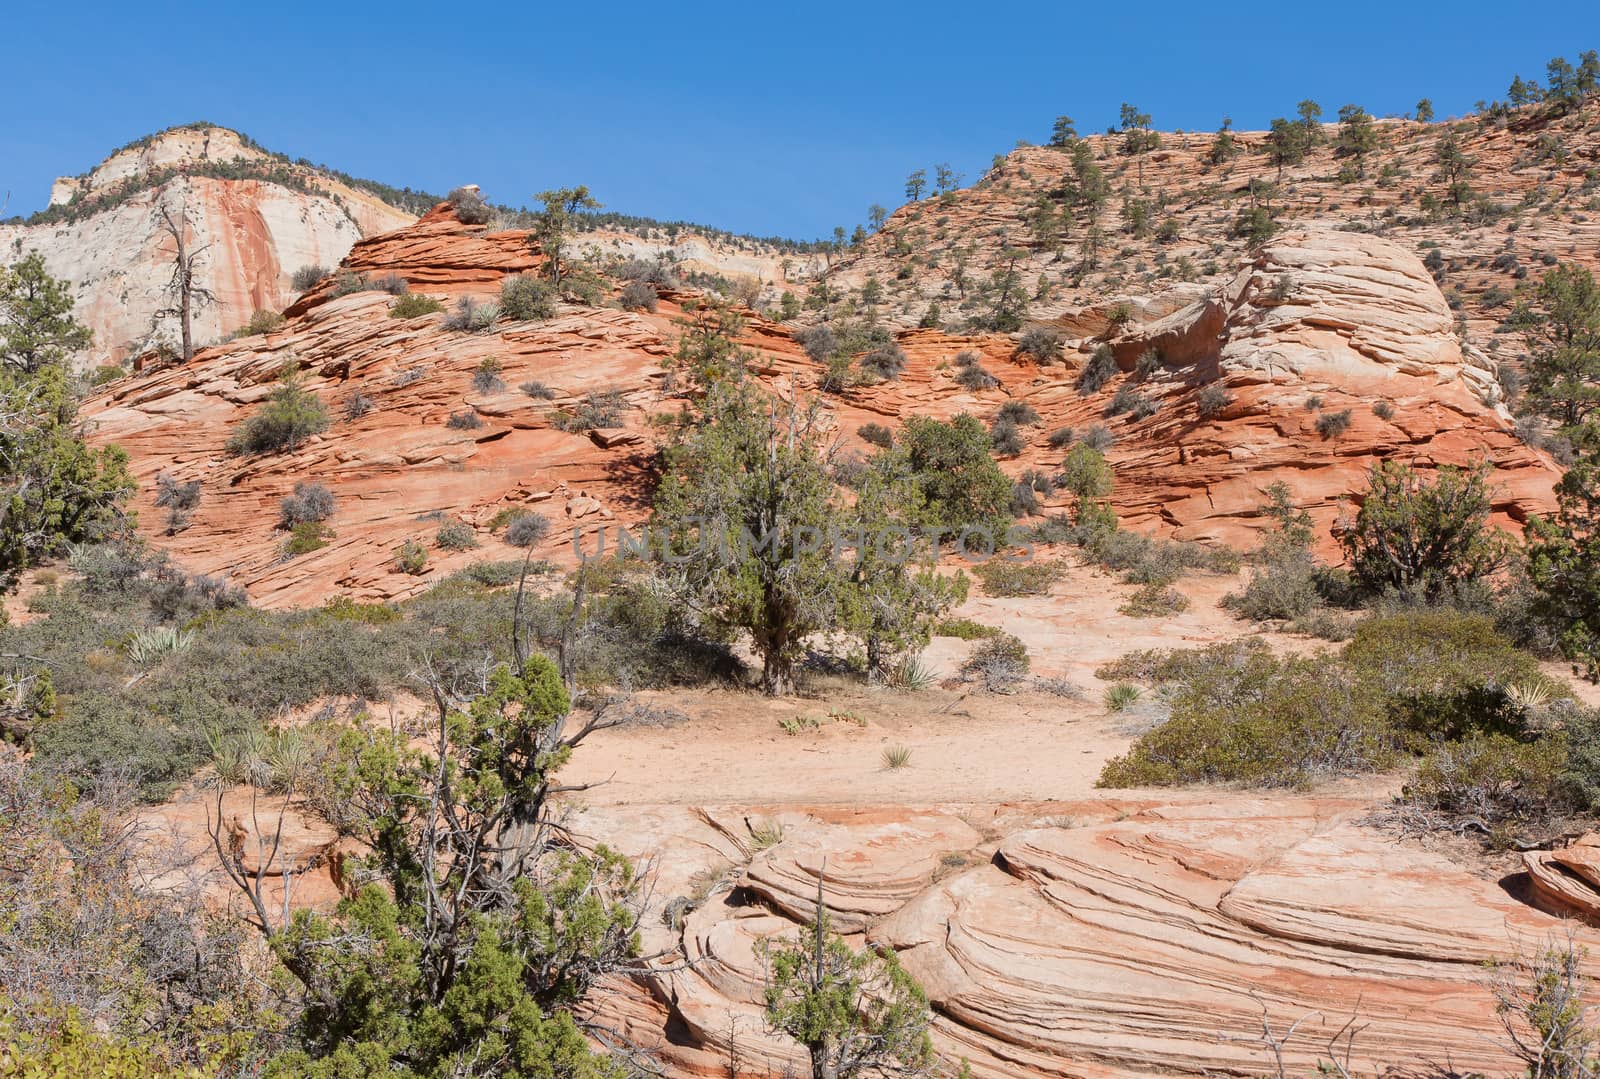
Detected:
[{"left": 153, "top": 200, "right": 216, "bottom": 363}]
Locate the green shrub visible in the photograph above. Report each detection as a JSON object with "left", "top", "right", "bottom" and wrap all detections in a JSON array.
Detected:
[
  {"left": 973, "top": 560, "right": 1060, "bottom": 597},
  {"left": 284, "top": 521, "right": 330, "bottom": 557},
  {"left": 1340, "top": 461, "right": 1508, "bottom": 602},
  {"left": 239, "top": 309, "right": 284, "bottom": 336},
  {"left": 435, "top": 520, "right": 478, "bottom": 551},
  {"left": 224, "top": 371, "right": 330, "bottom": 455},
  {"left": 1099, "top": 652, "right": 1393, "bottom": 788},
  {"left": 858, "top": 422, "right": 894, "bottom": 448},
  {"left": 501, "top": 274, "right": 557, "bottom": 321},
  {"left": 1047, "top": 426, "right": 1075, "bottom": 449},
  {"left": 933, "top": 618, "right": 999, "bottom": 640},
  {"left": 1119, "top": 584, "right": 1189, "bottom": 617},
  {"left": 390, "top": 294, "right": 444, "bottom": 319},
  {"left": 1103, "top": 683, "right": 1142, "bottom": 711}
]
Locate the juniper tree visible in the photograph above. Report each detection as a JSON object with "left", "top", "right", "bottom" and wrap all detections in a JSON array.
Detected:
[
  {"left": 761, "top": 881, "right": 937, "bottom": 1079},
  {"left": 212, "top": 650, "right": 642, "bottom": 1077},
  {"left": 530, "top": 185, "right": 601, "bottom": 288},
  {"left": 653, "top": 382, "right": 847, "bottom": 695},
  {"left": 1524, "top": 263, "right": 1600, "bottom": 439}
]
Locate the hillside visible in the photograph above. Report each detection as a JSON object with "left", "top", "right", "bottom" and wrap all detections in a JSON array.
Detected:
[
  {"left": 824, "top": 98, "right": 1600, "bottom": 374},
  {"left": 81, "top": 200, "right": 1557, "bottom": 607}
]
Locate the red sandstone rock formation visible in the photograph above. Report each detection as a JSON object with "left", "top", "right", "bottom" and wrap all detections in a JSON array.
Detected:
[{"left": 78, "top": 203, "right": 1557, "bottom": 606}]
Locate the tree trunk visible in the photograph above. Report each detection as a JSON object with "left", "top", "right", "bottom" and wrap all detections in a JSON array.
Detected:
[{"left": 761, "top": 650, "right": 793, "bottom": 697}]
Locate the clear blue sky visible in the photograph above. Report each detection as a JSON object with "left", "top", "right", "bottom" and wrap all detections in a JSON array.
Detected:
[{"left": 3, "top": 1, "right": 1596, "bottom": 240}]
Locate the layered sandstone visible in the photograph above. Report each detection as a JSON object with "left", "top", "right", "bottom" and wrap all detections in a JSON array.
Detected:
[
  {"left": 78, "top": 206, "right": 1559, "bottom": 605},
  {"left": 572, "top": 798, "right": 1585, "bottom": 1078}
]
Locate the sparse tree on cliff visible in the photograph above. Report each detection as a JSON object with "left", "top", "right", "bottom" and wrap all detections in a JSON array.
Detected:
[
  {"left": 1118, "top": 103, "right": 1159, "bottom": 187},
  {"left": 530, "top": 185, "right": 600, "bottom": 289},
  {"left": 934, "top": 163, "right": 959, "bottom": 196},
  {"left": 1207, "top": 118, "right": 1239, "bottom": 165},
  {"left": 1415, "top": 98, "right": 1435, "bottom": 123},
  {"left": 868, "top": 204, "right": 888, "bottom": 232},
  {"left": 1048, "top": 115, "right": 1077, "bottom": 148},
  {"left": 904, "top": 169, "right": 927, "bottom": 202},
  {"left": 1335, "top": 104, "right": 1379, "bottom": 173},
  {"left": 1523, "top": 263, "right": 1600, "bottom": 438},
  {"left": 0, "top": 252, "right": 92, "bottom": 374},
  {"left": 153, "top": 200, "right": 216, "bottom": 363},
  {"left": 1434, "top": 130, "right": 1475, "bottom": 211},
  {"left": 1295, "top": 99, "right": 1323, "bottom": 142}
]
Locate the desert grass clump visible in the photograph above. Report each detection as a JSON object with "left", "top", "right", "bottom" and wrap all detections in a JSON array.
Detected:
[
  {"left": 996, "top": 399, "right": 1041, "bottom": 427},
  {"left": 859, "top": 343, "right": 907, "bottom": 381},
  {"left": 881, "top": 744, "right": 913, "bottom": 770},
  {"left": 445, "top": 410, "right": 483, "bottom": 430},
  {"left": 1197, "top": 383, "right": 1232, "bottom": 419},
  {"left": 1316, "top": 408, "right": 1353, "bottom": 439},
  {"left": 389, "top": 293, "right": 443, "bottom": 319},
  {"left": 441, "top": 296, "right": 499, "bottom": 332},
  {"left": 471, "top": 357, "right": 505, "bottom": 393},
  {"left": 620, "top": 280, "right": 658, "bottom": 312},
  {"left": 1077, "top": 344, "right": 1118, "bottom": 395},
  {"left": 961, "top": 632, "right": 1031, "bottom": 692},
  {"left": 1016, "top": 325, "right": 1064, "bottom": 363},
  {"left": 1103, "top": 684, "right": 1142, "bottom": 712},
  {"left": 290, "top": 264, "right": 328, "bottom": 291},
  {"left": 446, "top": 185, "right": 493, "bottom": 224},
  {"left": 505, "top": 513, "right": 551, "bottom": 549}
]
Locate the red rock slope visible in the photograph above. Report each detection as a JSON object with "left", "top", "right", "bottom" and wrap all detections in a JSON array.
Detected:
[{"left": 80, "top": 208, "right": 1558, "bottom": 607}]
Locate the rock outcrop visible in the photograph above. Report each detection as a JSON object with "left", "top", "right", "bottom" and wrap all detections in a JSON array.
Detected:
[
  {"left": 1, "top": 125, "right": 417, "bottom": 365},
  {"left": 575, "top": 798, "right": 1588, "bottom": 1078},
  {"left": 78, "top": 207, "right": 1560, "bottom": 604}
]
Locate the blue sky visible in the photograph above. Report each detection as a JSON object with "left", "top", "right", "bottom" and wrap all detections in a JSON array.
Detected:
[{"left": 3, "top": 1, "right": 1596, "bottom": 240}]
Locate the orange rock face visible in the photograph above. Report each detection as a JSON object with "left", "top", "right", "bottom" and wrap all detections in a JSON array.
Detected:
[{"left": 79, "top": 205, "right": 1558, "bottom": 606}]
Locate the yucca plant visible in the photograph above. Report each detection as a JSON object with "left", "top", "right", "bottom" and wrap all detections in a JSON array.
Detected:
[
  {"left": 885, "top": 655, "right": 936, "bottom": 691},
  {"left": 126, "top": 625, "right": 195, "bottom": 664},
  {"left": 881, "top": 744, "right": 913, "bottom": 770},
  {"left": 1103, "top": 683, "right": 1142, "bottom": 712}
]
